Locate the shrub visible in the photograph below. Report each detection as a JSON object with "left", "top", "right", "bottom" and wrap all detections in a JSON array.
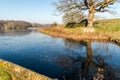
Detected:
[
  {"left": 65, "top": 19, "right": 88, "bottom": 28},
  {"left": 50, "top": 22, "right": 58, "bottom": 27},
  {"left": 72, "top": 23, "right": 81, "bottom": 28},
  {"left": 65, "top": 22, "right": 76, "bottom": 28},
  {"left": 79, "top": 19, "right": 88, "bottom": 26}
]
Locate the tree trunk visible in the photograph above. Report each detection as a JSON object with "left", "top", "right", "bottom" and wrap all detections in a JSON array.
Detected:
[
  {"left": 83, "top": 10, "right": 95, "bottom": 33},
  {"left": 87, "top": 11, "right": 94, "bottom": 28}
]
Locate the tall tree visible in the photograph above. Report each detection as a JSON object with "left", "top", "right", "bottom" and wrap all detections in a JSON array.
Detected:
[{"left": 54, "top": 0, "right": 119, "bottom": 32}]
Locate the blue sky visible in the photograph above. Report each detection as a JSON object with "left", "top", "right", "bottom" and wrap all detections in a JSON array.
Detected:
[
  {"left": 0, "top": 0, "right": 62, "bottom": 24},
  {"left": 0, "top": 0, "right": 120, "bottom": 24}
]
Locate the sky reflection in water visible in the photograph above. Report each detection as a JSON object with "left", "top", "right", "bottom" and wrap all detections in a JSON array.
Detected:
[{"left": 0, "top": 29, "right": 120, "bottom": 80}]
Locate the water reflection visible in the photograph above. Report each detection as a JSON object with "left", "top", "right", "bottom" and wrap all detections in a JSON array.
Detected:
[
  {"left": 0, "top": 30, "right": 120, "bottom": 80},
  {"left": 56, "top": 39, "right": 120, "bottom": 80},
  {"left": 0, "top": 29, "right": 32, "bottom": 36}
]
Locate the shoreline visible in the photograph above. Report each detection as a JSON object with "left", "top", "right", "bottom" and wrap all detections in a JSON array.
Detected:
[{"left": 39, "top": 27, "right": 120, "bottom": 45}]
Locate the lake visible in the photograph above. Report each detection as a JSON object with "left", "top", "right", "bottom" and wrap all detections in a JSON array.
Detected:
[{"left": 0, "top": 29, "right": 120, "bottom": 80}]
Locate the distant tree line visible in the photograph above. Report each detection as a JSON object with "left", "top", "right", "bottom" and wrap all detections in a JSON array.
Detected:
[{"left": 0, "top": 20, "right": 43, "bottom": 30}]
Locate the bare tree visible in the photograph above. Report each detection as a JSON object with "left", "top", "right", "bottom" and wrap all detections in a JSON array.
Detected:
[
  {"left": 54, "top": 0, "right": 119, "bottom": 32},
  {"left": 62, "top": 10, "right": 86, "bottom": 24}
]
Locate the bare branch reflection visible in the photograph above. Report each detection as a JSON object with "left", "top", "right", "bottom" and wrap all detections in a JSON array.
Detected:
[{"left": 55, "top": 39, "right": 120, "bottom": 80}]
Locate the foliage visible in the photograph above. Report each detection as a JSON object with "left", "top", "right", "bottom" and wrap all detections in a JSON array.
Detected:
[
  {"left": 65, "top": 22, "right": 76, "bottom": 28},
  {"left": 73, "top": 23, "right": 82, "bottom": 28},
  {"left": 65, "top": 19, "right": 88, "bottom": 28},
  {"left": 80, "top": 19, "right": 88, "bottom": 26}
]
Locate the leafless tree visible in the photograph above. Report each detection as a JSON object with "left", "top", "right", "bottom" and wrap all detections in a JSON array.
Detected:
[
  {"left": 54, "top": 0, "right": 119, "bottom": 32},
  {"left": 0, "top": 20, "right": 32, "bottom": 29},
  {"left": 62, "top": 10, "right": 86, "bottom": 24}
]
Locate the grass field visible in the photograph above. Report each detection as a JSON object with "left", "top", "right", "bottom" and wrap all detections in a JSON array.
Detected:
[
  {"left": 94, "top": 19, "right": 120, "bottom": 43},
  {"left": 94, "top": 19, "right": 120, "bottom": 33},
  {"left": 40, "top": 18, "right": 120, "bottom": 44}
]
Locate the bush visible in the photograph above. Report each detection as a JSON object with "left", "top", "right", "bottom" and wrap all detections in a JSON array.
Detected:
[
  {"left": 65, "top": 19, "right": 88, "bottom": 28},
  {"left": 73, "top": 23, "right": 81, "bottom": 28},
  {"left": 65, "top": 22, "right": 76, "bottom": 28},
  {"left": 79, "top": 19, "right": 88, "bottom": 26},
  {"left": 50, "top": 22, "right": 58, "bottom": 27}
]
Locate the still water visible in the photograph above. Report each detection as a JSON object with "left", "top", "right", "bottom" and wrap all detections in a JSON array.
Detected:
[{"left": 0, "top": 29, "right": 120, "bottom": 80}]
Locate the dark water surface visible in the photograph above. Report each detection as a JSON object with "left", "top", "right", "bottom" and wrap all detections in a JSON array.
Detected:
[{"left": 0, "top": 29, "right": 120, "bottom": 80}]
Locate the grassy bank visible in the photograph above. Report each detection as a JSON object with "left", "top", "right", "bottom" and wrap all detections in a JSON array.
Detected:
[
  {"left": 40, "top": 19, "right": 120, "bottom": 44},
  {"left": 94, "top": 19, "right": 120, "bottom": 44},
  {"left": 0, "top": 59, "right": 52, "bottom": 80}
]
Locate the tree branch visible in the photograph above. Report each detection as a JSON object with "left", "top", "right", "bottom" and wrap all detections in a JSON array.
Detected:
[
  {"left": 95, "top": 0, "right": 117, "bottom": 12},
  {"left": 84, "top": 0, "right": 90, "bottom": 9}
]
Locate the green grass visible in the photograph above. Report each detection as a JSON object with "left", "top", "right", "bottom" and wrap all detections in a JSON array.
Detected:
[
  {"left": 0, "top": 66, "right": 12, "bottom": 80},
  {"left": 40, "top": 18, "right": 120, "bottom": 44},
  {"left": 94, "top": 19, "right": 120, "bottom": 33},
  {"left": 0, "top": 59, "right": 52, "bottom": 80},
  {"left": 94, "top": 19, "right": 120, "bottom": 43}
]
